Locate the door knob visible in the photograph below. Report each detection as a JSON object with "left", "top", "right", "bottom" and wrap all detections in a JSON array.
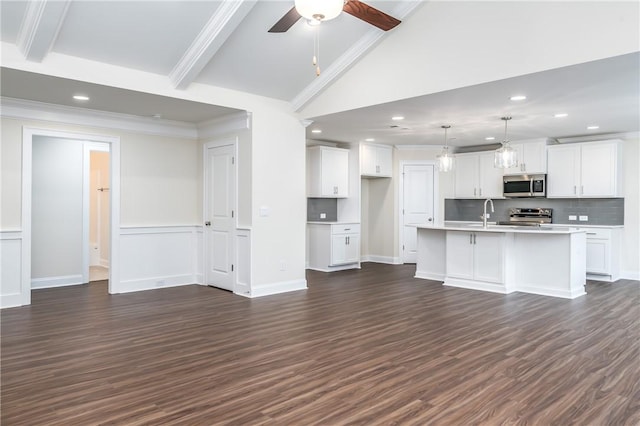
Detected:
[
  {"left": 205, "top": 221, "right": 211, "bottom": 227},
  {"left": 428, "top": 218, "right": 433, "bottom": 222}
]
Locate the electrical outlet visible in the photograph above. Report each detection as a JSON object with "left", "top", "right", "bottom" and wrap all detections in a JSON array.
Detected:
[
  {"left": 569, "top": 215, "right": 577, "bottom": 221},
  {"left": 320, "top": 213, "right": 326, "bottom": 219},
  {"left": 279, "top": 261, "right": 286, "bottom": 271},
  {"left": 579, "top": 215, "right": 588, "bottom": 221}
]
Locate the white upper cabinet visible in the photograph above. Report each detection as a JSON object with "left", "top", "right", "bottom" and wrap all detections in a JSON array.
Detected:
[
  {"left": 454, "top": 152, "right": 503, "bottom": 199},
  {"left": 360, "top": 144, "right": 392, "bottom": 177},
  {"left": 307, "top": 146, "right": 349, "bottom": 198},
  {"left": 503, "top": 139, "right": 549, "bottom": 175},
  {"left": 547, "top": 140, "right": 622, "bottom": 198}
]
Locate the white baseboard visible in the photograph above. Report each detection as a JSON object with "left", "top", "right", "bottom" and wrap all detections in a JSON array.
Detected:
[
  {"left": 195, "top": 273, "right": 204, "bottom": 285},
  {"left": 515, "top": 284, "right": 586, "bottom": 299},
  {"left": 360, "top": 255, "right": 402, "bottom": 265},
  {"left": 248, "top": 279, "right": 307, "bottom": 298},
  {"left": 0, "top": 293, "right": 23, "bottom": 309},
  {"left": 444, "top": 278, "right": 511, "bottom": 295},
  {"left": 415, "top": 271, "right": 445, "bottom": 282},
  {"left": 307, "top": 264, "right": 360, "bottom": 272},
  {"left": 116, "top": 274, "right": 196, "bottom": 294},
  {"left": 31, "top": 274, "right": 84, "bottom": 289}
]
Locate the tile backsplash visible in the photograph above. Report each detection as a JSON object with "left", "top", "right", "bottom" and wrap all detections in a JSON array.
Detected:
[
  {"left": 445, "top": 198, "right": 624, "bottom": 225},
  {"left": 307, "top": 198, "right": 338, "bottom": 222}
]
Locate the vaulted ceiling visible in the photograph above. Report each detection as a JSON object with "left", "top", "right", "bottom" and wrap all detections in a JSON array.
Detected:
[{"left": 1, "top": 1, "right": 639, "bottom": 146}]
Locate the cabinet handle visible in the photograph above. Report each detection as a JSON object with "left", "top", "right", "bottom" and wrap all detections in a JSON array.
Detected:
[
  {"left": 344, "top": 228, "right": 351, "bottom": 231},
  {"left": 334, "top": 186, "right": 338, "bottom": 194},
  {"left": 470, "top": 234, "right": 473, "bottom": 244},
  {"left": 473, "top": 234, "right": 477, "bottom": 245},
  {"left": 479, "top": 188, "right": 482, "bottom": 197},
  {"left": 376, "top": 165, "right": 380, "bottom": 173},
  {"left": 587, "top": 232, "right": 597, "bottom": 235},
  {"left": 574, "top": 185, "right": 577, "bottom": 195},
  {"left": 474, "top": 188, "right": 477, "bottom": 197},
  {"left": 581, "top": 185, "right": 584, "bottom": 195}
]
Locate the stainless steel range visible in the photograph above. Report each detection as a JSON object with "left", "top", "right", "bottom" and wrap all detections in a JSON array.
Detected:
[{"left": 499, "top": 207, "right": 553, "bottom": 226}]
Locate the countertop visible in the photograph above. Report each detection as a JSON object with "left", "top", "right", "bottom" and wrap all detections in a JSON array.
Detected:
[
  {"left": 414, "top": 222, "right": 585, "bottom": 234},
  {"left": 307, "top": 221, "right": 360, "bottom": 225}
]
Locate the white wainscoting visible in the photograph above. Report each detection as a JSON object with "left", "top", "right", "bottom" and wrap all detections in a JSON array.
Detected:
[
  {"left": 234, "top": 228, "right": 251, "bottom": 296},
  {"left": 117, "top": 226, "right": 200, "bottom": 294},
  {"left": 1, "top": 231, "right": 23, "bottom": 308}
]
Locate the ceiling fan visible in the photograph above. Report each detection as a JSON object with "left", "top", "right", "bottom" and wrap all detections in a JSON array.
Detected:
[{"left": 268, "top": 0, "right": 401, "bottom": 33}]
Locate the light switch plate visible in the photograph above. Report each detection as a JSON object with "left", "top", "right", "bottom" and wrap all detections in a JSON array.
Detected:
[
  {"left": 579, "top": 215, "right": 588, "bottom": 221},
  {"left": 569, "top": 215, "right": 577, "bottom": 221},
  {"left": 320, "top": 213, "right": 326, "bottom": 219}
]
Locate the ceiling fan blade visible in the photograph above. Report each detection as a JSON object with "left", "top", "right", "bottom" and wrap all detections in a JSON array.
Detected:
[
  {"left": 343, "top": 0, "right": 401, "bottom": 31},
  {"left": 268, "top": 6, "right": 301, "bottom": 33}
]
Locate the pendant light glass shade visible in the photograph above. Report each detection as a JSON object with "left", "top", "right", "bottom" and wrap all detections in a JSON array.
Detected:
[
  {"left": 437, "top": 125, "right": 454, "bottom": 172},
  {"left": 494, "top": 116, "right": 518, "bottom": 168},
  {"left": 295, "top": 0, "right": 343, "bottom": 21}
]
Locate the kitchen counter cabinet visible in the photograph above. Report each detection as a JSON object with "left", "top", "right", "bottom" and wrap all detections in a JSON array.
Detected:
[{"left": 415, "top": 223, "right": 586, "bottom": 299}]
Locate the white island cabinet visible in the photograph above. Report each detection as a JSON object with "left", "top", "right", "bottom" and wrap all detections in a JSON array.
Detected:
[
  {"left": 415, "top": 224, "right": 586, "bottom": 299},
  {"left": 446, "top": 231, "right": 506, "bottom": 292}
]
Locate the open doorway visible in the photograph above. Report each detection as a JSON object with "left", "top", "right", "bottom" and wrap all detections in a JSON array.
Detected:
[
  {"left": 22, "top": 128, "right": 120, "bottom": 306},
  {"left": 87, "top": 145, "right": 110, "bottom": 283}
]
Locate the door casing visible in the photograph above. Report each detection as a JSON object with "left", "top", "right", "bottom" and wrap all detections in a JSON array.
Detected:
[{"left": 22, "top": 127, "right": 120, "bottom": 305}]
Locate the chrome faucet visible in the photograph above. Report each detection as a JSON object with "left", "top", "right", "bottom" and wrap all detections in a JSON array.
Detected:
[{"left": 482, "top": 198, "right": 494, "bottom": 228}]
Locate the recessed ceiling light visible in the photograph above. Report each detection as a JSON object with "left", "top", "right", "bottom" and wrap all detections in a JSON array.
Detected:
[
  {"left": 73, "top": 95, "right": 90, "bottom": 101},
  {"left": 365, "top": 138, "right": 375, "bottom": 142},
  {"left": 509, "top": 95, "right": 527, "bottom": 101},
  {"left": 311, "top": 129, "right": 322, "bottom": 133},
  {"left": 554, "top": 113, "right": 568, "bottom": 118},
  {"left": 485, "top": 136, "right": 495, "bottom": 141},
  {"left": 587, "top": 125, "right": 599, "bottom": 130},
  {"left": 391, "top": 116, "right": 405, "bottom": 121}
]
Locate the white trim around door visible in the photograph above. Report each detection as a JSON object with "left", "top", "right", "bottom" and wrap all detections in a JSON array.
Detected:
[
  {"left": 398, "top": 160, "right": 438, "bottom": 264},
  {"left": 22, "top": 127, "right": 120, "bottom": 305}
]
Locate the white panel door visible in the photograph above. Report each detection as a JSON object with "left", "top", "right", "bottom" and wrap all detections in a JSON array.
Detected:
[
  {"left": 205, "top": 144, "right": 235, "bottom": 291},
  {"left": 402, "top": 164, "right": 434, "bottom": 263}
]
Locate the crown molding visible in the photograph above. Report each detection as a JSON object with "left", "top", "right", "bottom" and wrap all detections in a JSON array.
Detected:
[
  {"left": 17, "top": 0, "right": 71, "bottom": 62},
  {"left": 170, "top": 0, "right": 257, "bottom": 90},
  {"left": 290, "top": 1, "right": 423, "bottom": 112},
  {"left": 197, "top": 111, "right": 251, "bottom": 140},
  {"left": 0, "top": 97, "right": 199, "bottom": 140},
  {"left": 394, "top": 144, "right": 442, "bottom": 151},
  {"left": 556, "top": 131, "right": 640, "bottom": 143}
]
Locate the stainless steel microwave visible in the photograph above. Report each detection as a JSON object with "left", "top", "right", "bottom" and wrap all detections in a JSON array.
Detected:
[{"left": 503, "top": 174, "right": 546, "bottom": 198}]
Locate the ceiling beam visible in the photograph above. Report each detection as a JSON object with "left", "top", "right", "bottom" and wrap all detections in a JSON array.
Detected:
[
  {"left": 170, "top": 0, "right": 257, "bottom": 90},
  {"left": 290, "top": 1, "right": 422, "bottom": 112},
  {"left": 16, "top": 0, "right": 71, "bottom": 62}
]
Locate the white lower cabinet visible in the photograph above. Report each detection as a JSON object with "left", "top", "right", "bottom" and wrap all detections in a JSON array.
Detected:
[
  {"left": 446, "top": 231, "right": 505, "bottom": 285},
  {"left": 308, "top": 223, "right": 360, "bottom": 272},
  {"left": 577, "top": 227, "right": 621, "bottom": 281}
]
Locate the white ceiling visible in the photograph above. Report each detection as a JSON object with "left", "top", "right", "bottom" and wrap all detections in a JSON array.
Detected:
[{"left": 0, "top": 1, "right": 638, "bottom": 146}]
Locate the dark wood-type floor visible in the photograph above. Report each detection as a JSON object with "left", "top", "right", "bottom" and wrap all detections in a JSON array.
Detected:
[{"left": 2, "top": 263, "right": 639, "bottom": 425}]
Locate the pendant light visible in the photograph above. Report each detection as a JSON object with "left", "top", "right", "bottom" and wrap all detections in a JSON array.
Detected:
[
  {"left": 494, "top": 116, "right": 518, "bottom": 168},
  {"left": 437, "top": 125, "right": 454, "bottom": 172}
]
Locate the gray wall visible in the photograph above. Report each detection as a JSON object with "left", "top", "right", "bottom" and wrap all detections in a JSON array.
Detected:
[{"left": 445, "top": 198, "right": 624, "bottom": 225}]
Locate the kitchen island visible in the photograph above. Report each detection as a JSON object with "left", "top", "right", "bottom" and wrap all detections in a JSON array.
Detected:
[{"left": 415, "top": 223, "right": 587, "bottom": 299}]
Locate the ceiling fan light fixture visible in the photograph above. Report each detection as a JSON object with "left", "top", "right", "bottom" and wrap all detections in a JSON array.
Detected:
[
  {"left": 437, "top": 125, "right": 454, "bottom": 172},
  {"left": 494, "top": 116, "right": 518, "bottom": 169},
  {"left": 294, "top": 0, "right": 343, "bottom": 22}
]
